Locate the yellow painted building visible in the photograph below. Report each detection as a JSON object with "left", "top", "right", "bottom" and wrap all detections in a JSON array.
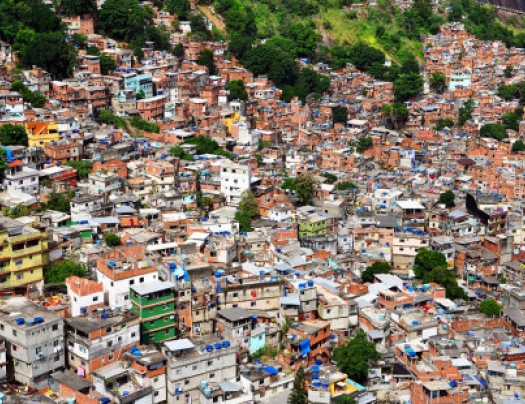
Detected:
[
  {"left": 0, "top": 217, "right": 48, "bottom": 293},
  {"left": 26, "top": 121, "right": 59, "bottom": 148}
]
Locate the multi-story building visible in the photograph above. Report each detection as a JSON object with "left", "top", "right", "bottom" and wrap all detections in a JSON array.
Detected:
[
  {"left": 95, "top": 244, "right": 161, "bottom": 309},
  {"left": 163, "top": 338, "right": 238, "bottom": 404},
  {"left": 65, "top": 309, "right": 140, "bottom": 380},
  {"left": 220, "top": 160, "right": 252, "bottom": 205},
  {"left": 392, "top": 230, "right": 430, "bottom": 271},
  {"left": 26, "top": 121, "right": 59, "bottom": 148},
  {"left": 0, "top": 217, "right": 48, "bottom": 296},
  {"left": 131, "top": 279, "right": 177, "bottom": 343},
  {"left": 0, "top": 296, "right": 65, "bottom": 389},
  {"left": 126, "top": 345, "right": 167, "bottom": 404},
  {"left": 66, "top": 276, "right": 105, "bottom": 317},
  {"left": 4, "top": 165, "right": 40, "bottom": 195}
]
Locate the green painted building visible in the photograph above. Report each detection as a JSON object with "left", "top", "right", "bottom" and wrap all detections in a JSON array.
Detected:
[{"left": 130, "top": 279, "right": 177, "bottom": 343}]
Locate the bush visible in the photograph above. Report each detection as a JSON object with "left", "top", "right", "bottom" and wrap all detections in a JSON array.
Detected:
[
  {"left": 130, "top": 116, "right": 160, "bottom": 133},
  {"left": 104, "top": 233, "right": 121, "bottom": 247},
  {"left": 45, "top": 259, "right": 88, "bottom": 284}
]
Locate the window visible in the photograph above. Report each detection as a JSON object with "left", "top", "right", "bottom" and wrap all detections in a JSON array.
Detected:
[
  {"left": 192, "top": 365, "right": 198, "bottom": 370},
  {"left": 210, "top": 373, "right": 215, "bottom": 378},
  {"left": 16, "top": 273, "right": 23, "bottom": 280},
  {"left": 210, "top": 251, "right": 217, "bottom": 258},
  {"left": 13, "top": 344, "right": 18, "bottom": 351},
  {"left": 208, "top": 360, "right": 213, "bottom": 366},
  {"left": 12, "top": 330, "right": 17, "bottom": 337},
  {"left": 106, "top": 326, "right": 112, "bottom": 333},
  {"left": 233, "top": 293, "right": 238, "bottom": 298},
  {"left": 184, "top": 379, "right": 189, "bottom": 385},
  {"left": 251, "top": 302, "right": 256, "bottom": 307},
  {"left": 165, "top": 329, "right": 170, "bottom": 335},
  {"left": 109, "top": 354, "right": 114, "bottom": 360},
  {"left": 139, "top": 277, "right": 144, "bottom": 283},
  {"left": 54, "top": 355, "right": 60, "bottom": 362},
  {"left": 131, "top": 332, "right": 136, "bottom": 338},
  {"left": 106, "top": 341, "right": 113, "bottom": 348},
  {"left": 129, "top": 280, "right": 135, "bottom": 285}
]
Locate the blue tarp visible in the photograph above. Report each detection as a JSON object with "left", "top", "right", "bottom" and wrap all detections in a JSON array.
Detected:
[
  {"left": 299, "top": 339, "right": 310, "bottom": 356},
  {"left": 262, "top": 366, "right": 278, "bottom": 375}
]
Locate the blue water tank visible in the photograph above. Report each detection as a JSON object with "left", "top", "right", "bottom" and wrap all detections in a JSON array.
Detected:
[
  {"left": 206, "top": 345, "right": 213, "bottom": 352},
  {"left": 222, "top": 341, "right": 230, "bottom": 348},
  {"left": 214, "top": 343, "right": 222, "bottom": 350},
  {"left": 312, "top": 365, "right": 319, "bottom": 373},
  {"left": 16, "top": 318, "right": 25, "bottom": 326}
]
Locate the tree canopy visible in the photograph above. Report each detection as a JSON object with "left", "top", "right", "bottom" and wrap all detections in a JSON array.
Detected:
[
  {"left": 99, "top": 0, "right": 153, "bottom": 42},
  {"left": 333, "top": 106, "right": 348, "bottom": 124},
  {"left": 362, "top": 261, "right": 391, "bottom": 283},
  {"left": 288, "top": 366, "right": 308, "bottom": 404},
  {"left": 480, "top": 123, "right": 507, "bottom": 140},
  {"left": 65, "top": 160, "right": 93, "bottom": 180},
  {"left": 513, "top": 140, "right": 525, "bottom": 153},
  {"left": 438, "top": 190, "right": 455, "bottom": 208},
  {"left": 333, "top": 332, "right": 381, "bottom": 384},
  {"left": 226, "top": 80, "right": 248, "bottom": 101},
  {"left": 293, "top": 173, "right": 319, "bottom": 205},
  {"left": 479, "top": 298, "right": 502, "bottom": 317},
  {"left": 104, "top": 233, "right": 121, "bottom": 247},
  {"left": 235, "top": 190, "right": 258, "bottom": 232},
  {"left": 45, "top": 259, "right": 88, "bottom": 284},
  {"left": 198, "top": 48, "right": 216, "bottom": 75},
  {"left": 58, "top": 0, "right": 97, "bottom": 16},
  {"left": 414, "top": 248, "right": 467, "bottom": 300},
  {"left": 429, "top": 71, "right": 447, "bottom": 93},
  {"left": 166, "top": 0, "right": 191, "bottom": 20},
  {"left": 0, "top": 124, "right": 28, "bottom": 146}
]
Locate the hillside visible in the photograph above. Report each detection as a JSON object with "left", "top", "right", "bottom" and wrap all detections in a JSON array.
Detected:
[{"left": 210, "top": 0, "right": 525, "bottom": 68}]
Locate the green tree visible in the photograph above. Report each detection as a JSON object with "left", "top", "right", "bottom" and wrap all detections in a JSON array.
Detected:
[
  {"left": 65, "top": 160, "right": 93, "bottom": 180},
  {"left": 3, "top": 205, "right": 33, "bottom": 218},
  {"left": 198, "top": 48, "right": 216, "bottom": 74},
  {"left": 333, "top": 332, "right": 381, "bottom": 384},
  {"left": 357, "top": 137, "right": 373, "bottom": 153},
  {"left": 414, "top": 248, "right": 467, "bottom": 300},
  {"left": 497, "top": 84, "right": 516, "bottom": 100},
  {"left": 458, "top": 99, "right": 474, "bottom": 126},
  {"left": 190, "top": 14, "right": 210, "bottom": 39},
  {"left": 394, "top": 72, "right": 424, "bottom": 102},
  {"left": 99, "top": 0, "right": 153, "bottom": 42},
  {"left": 72, "top": 33, "right": 88, "bottom": 49},
  {"left": 136, "top": 90, "right": 146, "bottom": 100},
  {"left": 243, "top": 43, "right": 298, "bottom": 88},
  {"left": 413, "top": 248, "right": 447, "bottom": 277},
  {"left": 172, "top": 43, "right": 184, "bottom": 58},
  {"left": 43, "top": 192, "right": 72, "bottom": 212},
  {"left": 226, "top": 80, "right": 248, "bottom": 101},
  {"left": 337, "top": 181, "right": 358, "bottom": 191},
  {"left": 429, "top": 71, "right": 447, "bottom": 93},
  {"left": 504, "top": 66, "right": 514, "bottom": 78},
  {"left": 170, "top": 146, "right": 186, "bottom": 158},
  {"left": 333, "top": 106, "right": 348, "bottom": 124},
  {"left": 20, "top": 32, "right": 76, "bottom": 79},
  {"left": 513, "top": 140, "right": 525, "bottom": 153},
  {"left": 322, "top": 172, "right": 338, "bottom": 184},
  {"left": 435, "top": 118, "right": 454, "bottom": 130},
  {"left": 104, "top": 233, "right": 121, "bottom": 247},
  {"left": 438, "top": 190, "right": 455, "bottom": 208},
  {"left": 45, "top": 259, "right": 88, "bottom": 284},
  {"left": 11, "top": 81, "right": 47, "bottom": 108},
  {"left": 293, "top": 173, "right": 319, "bottom": 205},
  {"left": 362, "top": 261, "right": 391, "bottom": 283},
  {"left": 283, "top": 22, "right": 318, "bottom": 57},
  {"left": 502, "top": 107, "right": 523, "bottom": 131},
  {"left": 0, "top": 124, "right": 28, "bottom": 146},
  {"left": 234, "top": 190, "right": 258, "bottom": 232},
  {"left": 479, "top": 298, "right": 502, "bottom": 316},
  {"left": 130, "top": 116, "right": 160, "bottom": 133},
  {"left": 282, "top": 177, "right": 296, "bottom": 191},
  {"left": 480, "top": 123, "right": 507, "bottom": 140},
  {"left": 288, "top": 366, "right": 308, "bottom": 404},
  {"left": 166, "top": 0, "right": 190, "bottom": 19},
  {"left": 58, "top": 0, "right": 97, "bottom": 15}
]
